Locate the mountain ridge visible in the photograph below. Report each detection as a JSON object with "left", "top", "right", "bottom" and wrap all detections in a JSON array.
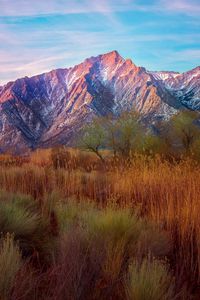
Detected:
[
  {"left": 1, "top": 50, "right": 199, "bottom": 88},
  {"left": 0, "top": 50, "right": 199, "bottom": 153}
]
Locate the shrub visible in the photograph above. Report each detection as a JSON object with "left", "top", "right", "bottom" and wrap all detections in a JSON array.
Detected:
[
  {"left": 140, "top": 134, "right": 168, "bottom": 157},
  {"left": 82, "top": 209, "right": 142, "bottom": 295},
  {"left": 0, "top": 200, "right": 40, "bottom": 237},
  {"left": 85, "top": 209, "right": 141, "bottom": 247},
  {"left": 126, "top": 258, "right": 175, "bottom": 300},
  {"left": 50, "top": 207, "right": 174, "bottom": 299},
  {"left": 0, "top": 196, "right": 56, "bottom": 265},
  {"left": 55, "top": 199, "right": 96, "bottom": 232},
  {"left": 8, "top": 193, "right": 38, "bottom": 212}
]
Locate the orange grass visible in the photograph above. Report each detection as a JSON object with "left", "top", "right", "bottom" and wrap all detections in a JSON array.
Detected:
[{"left": 0, "top": 150, "right": 199, "bottom": 297}]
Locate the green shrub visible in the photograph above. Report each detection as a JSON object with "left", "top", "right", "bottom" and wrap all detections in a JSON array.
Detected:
[
  {"left": 140, "top": 134, "right": 168, "bottom": 157},
  {"left": 0, "top": 191, "right": 38, "bottom": 213},
  {"left": 0, "top": 201, "right": 40, "bottom": 237},
  {"left": 0, "top": 196, "right": 56, "bottom": 264},
  {"left": 83, "top": 209, "right": 142, "bottom": 288},
  {"left": 55, "top": 199, "right": 96, "bottom": 232},
  {"left": 126, "top": 258, "right": 175, "bottom": 300},
  {"left": 85, "top": 209, "right": 141, "bottom": 244}
]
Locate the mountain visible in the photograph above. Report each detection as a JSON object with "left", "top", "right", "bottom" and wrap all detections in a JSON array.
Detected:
[
  {"left": 149, "top": 71, "right": 180, "bottom": 81},
  {"left": 150, "top": 67, "right": 200, "bottom": 110},
  {"left": 0, "top": 50, "right": 199, "bottom": 153}
]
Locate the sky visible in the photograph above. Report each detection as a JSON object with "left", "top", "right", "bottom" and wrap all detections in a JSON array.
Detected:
[{"left": 0, "top": 0, "right": 200, "bottom": 85}]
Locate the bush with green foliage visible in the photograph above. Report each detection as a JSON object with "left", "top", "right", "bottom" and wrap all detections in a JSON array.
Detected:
[
  {"left": 80, "top": 111, "right": 143, "bottom": 161},
  {"left": 0, "top": 192, "right": 183, "bottom": 299},
  {"left": 126, "top": 258, "right": 175, "bottom": 300},
  {"left": 79, "top": 119, "right": 107, "bottom": 162},
  {"left": 52, "top": 202, "right": 175, "bottom": 299},
  {"left": 171, "top": 111, "right": 200, "bottom": 152},
  {"left": 80, "top": 110, "right": 200, "bottom": 161},
  {"left": 0, "top": 192, "right": 57, "bottom": 265}
]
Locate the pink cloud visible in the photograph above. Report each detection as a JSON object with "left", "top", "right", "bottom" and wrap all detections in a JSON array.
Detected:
[
  {"left": 0, "top": 0, "right": 133, "bottom": 17},
  {"left": 1, "top": 0, "right": 199, "bottom": 17},
  {"left": 159, "top": 0, "right": 200, "bottom": 15}
]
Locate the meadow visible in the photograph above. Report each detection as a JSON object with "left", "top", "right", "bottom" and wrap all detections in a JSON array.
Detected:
[{"left": 0, "top": 148, "right": 199, "bottom": 299}]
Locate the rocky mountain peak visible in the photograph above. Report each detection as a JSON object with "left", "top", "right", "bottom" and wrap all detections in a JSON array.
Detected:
[{"left": 0, "top": 51, "right": 199, "bottom": 153}]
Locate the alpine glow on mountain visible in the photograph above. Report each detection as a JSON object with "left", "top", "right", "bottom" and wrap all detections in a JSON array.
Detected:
[{"left": 0, "top": 51, "right": 199, "bottom": 153}]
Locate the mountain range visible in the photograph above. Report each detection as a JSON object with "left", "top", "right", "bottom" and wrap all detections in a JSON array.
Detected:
[{"left": 0, "top": 50, "right": 199, "bottom": 153}]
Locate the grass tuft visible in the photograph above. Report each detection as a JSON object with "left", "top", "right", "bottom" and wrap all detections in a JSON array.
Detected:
[{"left": 0, "top": 234, "right": 22, "bottom": 299}]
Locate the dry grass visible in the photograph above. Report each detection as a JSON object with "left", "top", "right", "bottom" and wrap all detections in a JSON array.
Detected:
[
  {"left": 0, "top": 234, "right": 22, "bottom": 299},
  {"left": 0, "top": 149, "right": 199, "bottom": 298}
]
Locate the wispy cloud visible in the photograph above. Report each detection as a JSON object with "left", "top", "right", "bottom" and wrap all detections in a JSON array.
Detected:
[
  {"left": 0, "top": 27, "right": 199, "bottom": 85},
  {"left": 0, "top": 0, "right": 199, "bottom": 85},
  {"left": 0, "top": 0, "right": 133, "bottom": 17},
  {"left": 164, "top": 49, "right": 200, "bottom": 62},
  {"left": 0, "top": 0, "right": 199, "bottom": 17},
  {"left": 158, "top": 0, "right": 200, "bottom": 15},
  {"left": 0, "top": 28, "right": 119, "bottom": 85}
]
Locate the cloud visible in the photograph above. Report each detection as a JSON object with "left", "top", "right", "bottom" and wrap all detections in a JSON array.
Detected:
[
  {"left": 0, "top": 27, "right": 121, "bottom": 85},
  {"left": 0, "top": 0, "right": 129, "bottom": 35},
  {"left": 0, "top": 26, "right": 199, "bottom": 85},
  {"left": 0, "top": 0, "right": 131, "bottom": 85},
  {"left": 0, "top": 0, "right": 133, "bottom": 17},
  {"left": 0, "top": 0, "right": 199, "bottom": 85},
  {"left": 0, "top": 51, "right": 79, "bottom": 85},
  {"left": 166, "top": 49, "right": 200, "bottom": 62},
  {"left": 157, "top": 0, "right": 200, "bottom": 15},
  {"left": 146, "top": 48, "right": 200, "bottom": 73},
  {"left": 0, "top": 0, "right": 199, "bottom": 18}
]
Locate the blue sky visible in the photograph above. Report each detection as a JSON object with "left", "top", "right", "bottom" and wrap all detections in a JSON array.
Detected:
[{"left": 0, "top": 0, "right": 199, "bottom": 85}]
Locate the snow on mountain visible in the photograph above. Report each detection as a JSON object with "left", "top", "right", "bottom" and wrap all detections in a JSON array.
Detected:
[
  {"left": 150, "top": 71, "right": 180, "bottom": 81},
  {"left": 0, "top": 50, "right": 199, "bottom": 153},
  {"left": 149, "top": 67, "right": 200, "bottom": 110}
]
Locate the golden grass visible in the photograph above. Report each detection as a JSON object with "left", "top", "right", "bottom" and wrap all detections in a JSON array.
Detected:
[
  {"left": 0, "top": 234, "right": 22, "bottom": 299},
  {"left": 0, "top": 149, "right": 199, "bottom": 297}
]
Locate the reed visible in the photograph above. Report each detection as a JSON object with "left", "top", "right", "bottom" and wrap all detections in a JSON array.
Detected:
[{"left": 0, "top": 150, "right": 199, "bottom": 298}]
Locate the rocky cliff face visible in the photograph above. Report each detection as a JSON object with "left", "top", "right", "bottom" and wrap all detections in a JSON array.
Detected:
[
  {"left": 150, "top": 67, "right": 200, "bottom": 110},
  {"left": 0, "top": 51, "right": 199, "bottom": 153}
]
